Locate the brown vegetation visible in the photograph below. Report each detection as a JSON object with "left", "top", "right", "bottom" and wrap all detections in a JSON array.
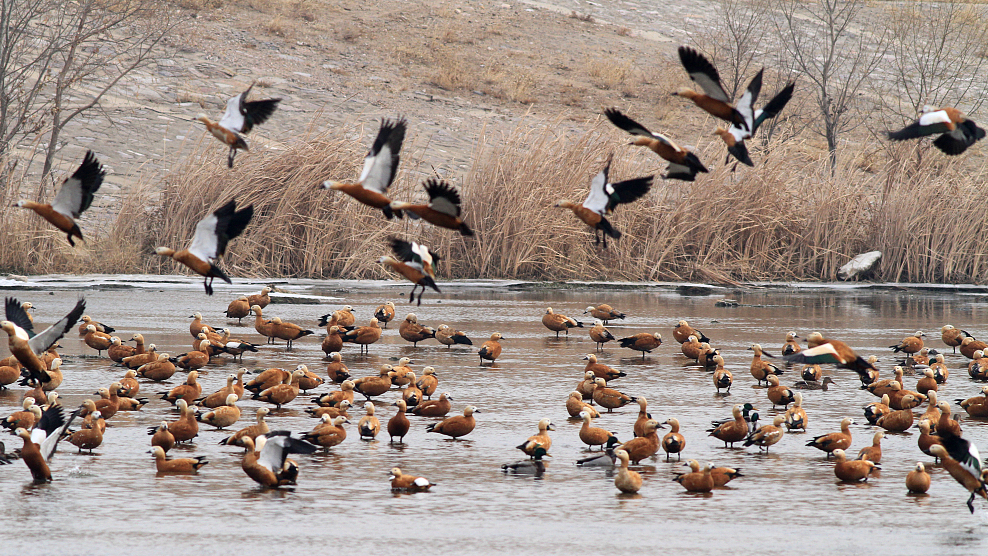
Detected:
[{"left": 2, "top": 117, "right": 986, "bottom": 283}]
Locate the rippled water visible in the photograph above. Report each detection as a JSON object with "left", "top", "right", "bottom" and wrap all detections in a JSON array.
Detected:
[{"left": 2, "top": 278, "right": 988, "bottom": 554}]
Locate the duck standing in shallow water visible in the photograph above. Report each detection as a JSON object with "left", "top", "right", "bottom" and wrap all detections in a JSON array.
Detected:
[
  {"left": 196, "top": 83, "right": 280, "bottom": 168},
  {"left": 502, "top": 446, "right": 550, "bottom": 475},
  {"left": 155, "top": 200, "right": 253, "bottom": 295},
  {"left": 14, "top": 151, "right": 105, "bottom": 246},
  {"left": 613, "top": 449, "right": 642, "bottom": 494}
]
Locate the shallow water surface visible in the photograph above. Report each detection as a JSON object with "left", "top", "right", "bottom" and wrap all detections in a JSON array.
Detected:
[{"left": 2, "top": 279, "right": 988, "bottom": 554}]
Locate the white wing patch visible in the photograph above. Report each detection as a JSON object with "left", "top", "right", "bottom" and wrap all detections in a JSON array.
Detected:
[
  {"left": 430, "top": 195, "right": 458, "bottom": 217},
  {"left": 187, "top": 212, "right": 221, "bottom": 262},
  {"left": 413, "top": 477, "right": 430, "bottom": 487},
  {"left": 218, "top": 93, "right": 246, "bottom": 132},
  {"left": 257, "top": 435, "right": 286, "bottom": 472},
  {"left": 360, "top": 144, "right": 396, "bottom": 194},
  {"left": 50, "top": 176, "right": 84, "bottom": 219},
  {"left": 582, "top": 166, "right": 609, "bottom": 214},
  {"left": 652, "top": 132, "right": 683, "bottom": 153},
  {"left": 918, "top": 110, "right": 951, "bottom": 127}
]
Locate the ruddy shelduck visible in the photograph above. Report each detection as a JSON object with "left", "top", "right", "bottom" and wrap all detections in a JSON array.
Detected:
[
  {"left": 323, "top": 117, "right": 407, "bottom": 219},
  {"left": 604, "top": 108, "right": 708, "bottom": 181},
  {"left": 390, "top": 178, "right": 473, "bottom": 236},
  {"left": 151, "top": 446, "right": 208, "bottom": 474},
  {"left": 436, "top": 324, "right": 472, "bottom": 348},
  {"left": 618, "top": 332, "right": 662, "bottom": 359},
  {"left": 426, "top": 406, "right": 478, "bottom": 439},
  {"left": 672, "top": 320, "right": 709, "bottom": 344},
  {"left": 555, "top": 156, "right": 652, "bottom": 247},
  {"left": 586, "top": 304, "right": 626, "bottom": 325},
  {"left": 707, "top": 404, "right": 749, "bottom": 448},
  {"left": 399, "top": 313, "right": 436, "bottom": 346},
  {"left": 478, "top": 332, "right": 503, "bottom": 363},
  {"left": 155, "top": 200, "right": 253, "bottom": 295},
  {"left": 661, "top": 418, "right": 686, "bottom": 461},
  {"left": 890, "top": 331, "right": 925, "bottom": 354},
  {"left": 357, "top": 401, "right": 381, "bottom": 439},
  {"left": 674, "top": 46, "right": 749, "bottom": 129},
  {"left": 373, "top": 301, "right": 396, "bottom": 328},
  {"left": 674, "top": 460, "right": 715, "bottom": 492},
  {"left": 930, "top": 438, "right": 988, "bottom": 513},
  {"left": 240, "top": 432, "right": 317, "bottom": 488},
  {"left": 576, "top": 411, "right": 617, "bottom": 453},
  {"left": 196, "top": 83, "right": 280, "bottom": 168},
  {"left": 2, "top": 296, "right": 85, "bottom": 385},
  {"left": 388, "top": 400, "right": 410, "bottom": 443},
  {"left": 390, "top": 467, "right": 433, "bottom": 492},
  {"left": 340, "top": 318, "right": 383, "bottom": 354},
  {"left": 613, "top": 449, "right": 642, "bottom": 494},
  {"left": 806, "top": 417, "right": 853, "bottom": 457},
  {"left": 519, "top": 417, "right": 556, "bottom": 455},
  {"left": 715, "top": 80, "right": 795, "bottom": 167},
  {"left": 589, "top": 321, "right": 615, "bottom": 350},
  {"left": 906, "top": 462, "right": 931, "bottom": 494},
  {"left": 14, "top": 151, "right": 105, "bottom": 246},
  {"left": 380, "top": 238, "right": 441, "bottom": 306},
  {"left": 831, "top": 449, "right": 878, "bottom": 482},
  {"left": 888, "top": 107, "right": 985, "bottom": 156},
  {"left": 941, "top": 324, "right": 973, "bottom": 353},
  {"left": 14, "top": 404, "right": 70, "bottom": 483}
]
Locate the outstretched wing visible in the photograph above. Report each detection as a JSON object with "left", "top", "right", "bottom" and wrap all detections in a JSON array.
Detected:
[
  {"left": 677, "top": 46, "right": 731, "bottom": 103},
  {"left": 50, "top": 151, "right": 105, "bottom": 219},
  {"left": 734, "top": 69, "right": 763, "bottom": 137},
  {"left": 359, "top": 118, "right": 407, "bottom": 194},
  {"left": 783, "top": 343, "right": 847, "bottom": 366},
  {"left": 604, "top": 108, "right": 654, "bottom": 137},
  {"left": 218, "top": 85, "right": 279, "bottom": 133},
  {"left": 605, "top": 176, "right": 653, "bottom": 213},
  {"left": 389, "top": 237, "right": 416, "bottom": 264},
  {"left": 259, "top": 431, "right": 317, "bottom": 472},
  {"left": 581, "top": 158, "right": 611, "bottom": 214},
  {"left": 5, "top": 297, "right": 35, "bottom": 337},
  {"left": 933, "top": 119, "right": 986, "bottom": 156},
  {"left": 238, "top": 86, "right": 280, "bottom": 134},
  {"left": 889, "top": 110, "right": 955, "bottom": 141},
  {"left": 189, "top": 200, "right": 254, "bottom": 261},
  {"left": 423, "top": 179, "right": 462, "bottom": 217},
  {"left": 28, "top": 298, "right": 85, "bottom": 356},
  {"left": 753, "top": 83, "right": 795, "bottom": 133}
]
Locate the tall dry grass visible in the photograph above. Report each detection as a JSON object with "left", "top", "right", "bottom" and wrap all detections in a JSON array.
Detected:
[{"left": 2, "top": 118, "right": 987, "bottom": 283}]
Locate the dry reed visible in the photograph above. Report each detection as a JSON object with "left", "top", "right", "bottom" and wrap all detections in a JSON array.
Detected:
[{"left": 2, "top": 118, "right": 987, "bottom": 283}]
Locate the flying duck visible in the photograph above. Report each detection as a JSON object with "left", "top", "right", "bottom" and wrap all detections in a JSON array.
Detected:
[
  {"left": 155, "top": 200, "right": 254, "bottom": 295},
  {"left": 604, "top": 108, "right": 708, "bottom": 181},
  {"left": 14, "top": 151, "right": 105, "bottom": 246},
  {"left": 196, "top": 83, "right": 280, "bottom": 167},
  {"left": 379, "top": 237, "right": 440, "bottom": 306},
  {"left": 322, "top": 117, "right": 406, "bottom": 219},
  {"left": 554, "top": 155, "right": 652, "bottom": 247}
]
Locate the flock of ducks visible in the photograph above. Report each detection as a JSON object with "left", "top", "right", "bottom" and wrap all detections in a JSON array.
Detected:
[
  {"left": 2, "top": 291, "right": 987, "bottom": 513},
  {"left": 4, "top": 40, "right": 988, "bottom": 512},
  {"left": 13, "top": 48, "right": 986, "bottom": 304}
]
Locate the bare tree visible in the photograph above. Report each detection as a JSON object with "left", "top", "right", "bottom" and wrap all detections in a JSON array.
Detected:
[
  {"left": 878, "top": 2, "right": 988, "bottom": 121},
  {"left": 0, "top": 0, "right": 172, "bottom": 180},
  {"left": 776, "top": 0, "right": 888, "bottom": 170},
  {"left": 687, "top": 0, "right": 772, "bottom": 100}
]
